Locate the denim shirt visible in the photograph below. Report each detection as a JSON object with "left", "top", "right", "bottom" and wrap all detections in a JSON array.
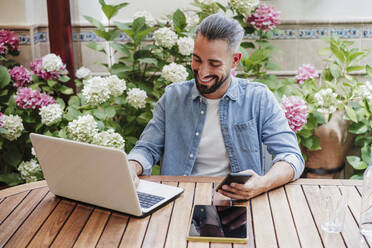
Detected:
[{"left": 128, "top": 77, "right": 305, "bottom": 180}]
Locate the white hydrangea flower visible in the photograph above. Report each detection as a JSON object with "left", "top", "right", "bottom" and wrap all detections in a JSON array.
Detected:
[
  {"left": 133, "top": 10, "right": 156, "bottom": 27},
  {"left": 106, "top": 75, "right": 126, "bottom": 97},
  {"left": 67, "top": 114, "right": 98, "bottom": 143},
  {"left": 31, "top": 147, "right": 36, "bottom": 156},
  {"left": 92, "top": 129, "right": 125, "bottom": 150},
  {"left": 1, "top": 114, "right": 24, "bottom": 141},
  {"left": 185, "top": 12, "right": 200, "bottom": 28},
  {"left": 42, "top": 53, "right": 63, "bottom": 72},
  {"left": 75, "top": 66, "right": 91, "bottom": 79},
  {"left": 355, "top": 81, "right": 372, "bottom": 100},
  {"left": 39, "top": 103, "right": 63, "bottom": 126},
  {"left": 82, "top": 76, "right": 111, "bottom": 105},
  {"left": 161, "top": 62, "right": 188, "bottom": 83},
  {"left": 230, "top": 0, "right": 259, "bottom": 16},
  {"left": 314, "top": 88, "right": 341, "bottom": 115},
  {"left": 127, "top": 88, "right": 147, "bottom": 109},
  {"left": 177, "top": 37, "right": 194, "bottom": 56},
  {"left": 154, "top": 27, "right": 177, "bottom": 49},
  {"left": 18, "top": 159, "right": 43, "bottom": 183}
]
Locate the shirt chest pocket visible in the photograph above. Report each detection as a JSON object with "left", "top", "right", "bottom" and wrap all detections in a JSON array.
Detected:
[{"left": 234, "top": 120, "right": 259, "bottom": 152}]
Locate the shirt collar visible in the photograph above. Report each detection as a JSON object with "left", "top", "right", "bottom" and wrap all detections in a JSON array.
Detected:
[{"left": 191, "top": 76, "right": 239, "bottom": 101}]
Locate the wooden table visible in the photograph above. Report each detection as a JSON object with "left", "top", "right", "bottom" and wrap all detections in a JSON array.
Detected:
[{"left": 0, "top": 177, "right": 368, "bottom": 247}]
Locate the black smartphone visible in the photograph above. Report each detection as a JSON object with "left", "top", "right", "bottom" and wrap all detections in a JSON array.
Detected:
[
  {"left": 215, "top": 173, "right": 252, "bottom": 191},
  {"left": 186, "top": 205, "right": 248, "bottom": 243}
]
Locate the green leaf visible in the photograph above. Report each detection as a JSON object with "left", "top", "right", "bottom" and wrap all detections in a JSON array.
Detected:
[
  {"left": 344, "top": 105, "right": 358, "bottom": 122},
  {"left": 94, "top": 108, "right": 106, "bottom": 120},
  {"left": 138, "top": 58, "right": 158, "bottom": 65},
  {"left": 110, "top": 42, "right": 130, "bottom": 56},
  {"left": 47, "top": 80, "right": 57, "bottom": 87},
  {"left": 66, "top": 106, "right": 81, "bottom": 120},
  {"left": 366, "top": 65, "right": 372, "bottom": 78},
  {"left": 240, "top": 42, "right": 255, "bottom": 49},
  {"left": 346, "top": 156, "right": 368, "bottom": 170},
  {"left": 0, "top": 65, "right": 11, "bottom": 88},
  {"left": 59, "top": 75, "right": 70, "bottom": 83},
  {"left": 361, "top": 145, "right": 371, "bottom": 165},
  {"left": 346, "top": 65, "right": 364, "bottom": 73},
  {"left": 329, "top": 64, "right": 342, "bottom": 78},
  {"left": 173, "top": 9, "right": 187, "bottom": 33},
  {"left": 87, "top": 42, "right": 106, "bottom": 54},
  {"left": 302, "top": 136, "right": 321, "bottom": 150},
  {"left": 58, "top": 128, "right": 68, "bottom": 139},
  {"left": 350, "top": 174, "right": 364, "bottom": 180},
  {"left": 60, "top": 86, "right": 74, "bottom": 95},
  {"left": 349, "top": 122, "right": 368, "bottom": 134},
  {"left": 94, "top": 29, "right": 121, "bottom": 41},
  {"left": 101, "top": 3, "right": 128, "bottom": 20},
  {"left": 216, "top": 2, "right": 227, "bottom": 12},
  {"left": 110, "top": 63, "right": 132, "bottom": 76},
  {"left": 0, "top": 173, "right": 23, "bottom": 186},
  {"left": 136, "top": 111, "right": 152, "bottom": 125},
  {"left": 0, "top": 127, "right": 9, "bottom": 134},
  {"left": 56, "top": 98, "right": 66, "bottom": 109},
  {"left": 68, "top": 96, "right": 81, "bottom": 107},
  {"left": 84, "top": 16, "right": 105, "bottom": 30},
  {"left": 104, "top": 106, "right": 116, "bottom": 119}
]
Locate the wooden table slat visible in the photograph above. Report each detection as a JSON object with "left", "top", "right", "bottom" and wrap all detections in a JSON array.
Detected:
[
  {"left": 73, "top": 208, "right": 110, "bottom": 247},
  {"left": 0, "top": 191, "right": 29, "bottom": 224},
  {"left": 28, "top": 199, "right": 76, "bottom": 247},
  {"left": 96, "top": 212, "right": 129, "bottom": 248},
  {"left": 5, "top": 191, "right": 60, "bottom": 247},
  {"left": 0, "top": 181, "right": 47, "bottom": 199},
  {"left": 269, "top": 187, "right": 301, "bottom": 248},
  {"left": 340, "top": 186, "right": 371, "bottom": 247},
  {"left": 188, "top": 182, "right": 214, "bottom": 248},
  {"left": 51, "top": 204, "right": 93, "bottom": 247},
  {"left": 119, "top": 215, "right": 150, "bottom": 247},
  {"left": 142, "top": 182, "right": 177, "bottom": 248},
  {"left": 165, "top": 182, "right": 196, "bottom": 248},
  {"left": 0, "top": 187, "right": 49, "bottom": 246},
  {"left": 285, "top": 184, "right": 323, "bottom": 248},
  {"left": 302, "top": 185, "right": 346, "bottom": 247}
]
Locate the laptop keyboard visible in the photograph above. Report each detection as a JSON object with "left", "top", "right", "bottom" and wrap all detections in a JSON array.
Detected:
[{"left": 137, "top": 191, "right": 165, "bottom": 209}]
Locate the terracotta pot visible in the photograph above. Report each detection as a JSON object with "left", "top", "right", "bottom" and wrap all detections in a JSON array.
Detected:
[{"left": 303, "top": 110, "right": 354, "bottom": 178}]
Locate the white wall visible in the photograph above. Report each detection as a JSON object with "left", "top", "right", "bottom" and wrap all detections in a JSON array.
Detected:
[{"left": 1, "top": 0, "right": 372, "bottom": 27}]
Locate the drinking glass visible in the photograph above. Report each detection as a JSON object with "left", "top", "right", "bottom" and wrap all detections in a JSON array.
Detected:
[{"left": 319, "top": 186, "right": 348, "bottom": 233}]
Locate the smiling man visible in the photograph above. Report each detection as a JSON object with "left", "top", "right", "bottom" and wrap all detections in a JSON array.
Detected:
[{"left": 127, "top": 14, "right": 304, "bottom": 200}]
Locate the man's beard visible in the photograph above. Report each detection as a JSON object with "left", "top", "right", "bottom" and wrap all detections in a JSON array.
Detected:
[{"left": 194, "top": 70, "right": 230, "bottom": 95}]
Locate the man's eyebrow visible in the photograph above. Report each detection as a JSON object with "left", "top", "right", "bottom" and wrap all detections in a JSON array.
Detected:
[{"left": 192, "top": 53, "right": 201, "bottom": 59}]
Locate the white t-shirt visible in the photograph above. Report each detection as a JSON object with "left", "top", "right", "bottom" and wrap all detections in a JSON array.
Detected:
[{"left": 191, "top": 98, "right": 230, "bottom": 176}]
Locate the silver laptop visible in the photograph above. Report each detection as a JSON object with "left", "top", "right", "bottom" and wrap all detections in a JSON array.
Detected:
[{"left": 30, "top": 133, "right": 184, "bottom": 217}]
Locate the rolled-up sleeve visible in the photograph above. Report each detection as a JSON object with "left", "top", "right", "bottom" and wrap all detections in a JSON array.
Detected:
[{"left": 260, "top": 87, "right": 305, "bottom": 180}]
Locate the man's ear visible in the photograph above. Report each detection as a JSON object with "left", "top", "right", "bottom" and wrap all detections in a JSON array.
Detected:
[{"left": 232, "top": 53, "right": 242, "bottom": 68}]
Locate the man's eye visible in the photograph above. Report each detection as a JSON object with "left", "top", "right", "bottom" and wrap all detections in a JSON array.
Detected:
[{"left": 210, "top": 62, "right": 220, "bottom": 67}]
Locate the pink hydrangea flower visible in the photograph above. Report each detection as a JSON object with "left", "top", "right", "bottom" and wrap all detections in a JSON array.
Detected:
[
  {"left": 9, "top": 66, "right": 32, "bottom": 88},
  {"left": 281, "top": 95, "right": 308, "bottom": 133},
  {"left": 30, "top": 58, "right": 67, "bottom": 81},
  {"left": 0, "top": 112, "right": 3, "bottom": 128},
  {"left": 247, "top": 4, "right": 280, "bottom": 32},
  {"left": 0, "top": 29, "right": 19, "bottom": 54},
  {"left": 14, "top": 87, "right": 56, "bottom": 109},
  {"left": 296, "top": 64, "right": 318, "bottom": 84}
]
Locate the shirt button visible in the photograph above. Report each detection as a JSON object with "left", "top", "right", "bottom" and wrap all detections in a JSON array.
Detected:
[
  {"left": 189, "top": 154, "right": 193, "bottom": 158},
  {"left": 195, "top": 132, "right": 199, "bottom": 136},
  {"left": 200, "top": 111, "right": 204, "bottom": 115}
]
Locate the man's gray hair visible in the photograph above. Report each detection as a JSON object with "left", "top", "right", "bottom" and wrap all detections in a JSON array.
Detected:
[{"left": 195, "top": 13, "right": 244, "bottom": 53}]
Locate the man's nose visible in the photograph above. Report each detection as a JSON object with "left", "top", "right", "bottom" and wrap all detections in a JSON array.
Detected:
[{"left": 199, "top": 64, "right": 210, "bottom": 78}]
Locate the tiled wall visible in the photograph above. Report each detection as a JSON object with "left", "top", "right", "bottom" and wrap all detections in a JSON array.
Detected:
[{"left": 5, "top": 22, "right": 372, "bottom": 75}]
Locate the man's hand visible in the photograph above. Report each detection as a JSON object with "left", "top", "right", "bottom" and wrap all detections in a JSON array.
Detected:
[
  {"left": 217, "top": 170, "right": 267, "bottom": 200},
  {"left": 217, "top": 161, "right": 295, "bottom": 200},
  {"left": 128, "top": 160, "right": 143, "bottom": 188}
]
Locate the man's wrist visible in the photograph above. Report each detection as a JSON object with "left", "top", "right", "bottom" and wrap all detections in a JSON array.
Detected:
[{"left": 129, "top": 160, "right": 144, "bottom": 175}]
